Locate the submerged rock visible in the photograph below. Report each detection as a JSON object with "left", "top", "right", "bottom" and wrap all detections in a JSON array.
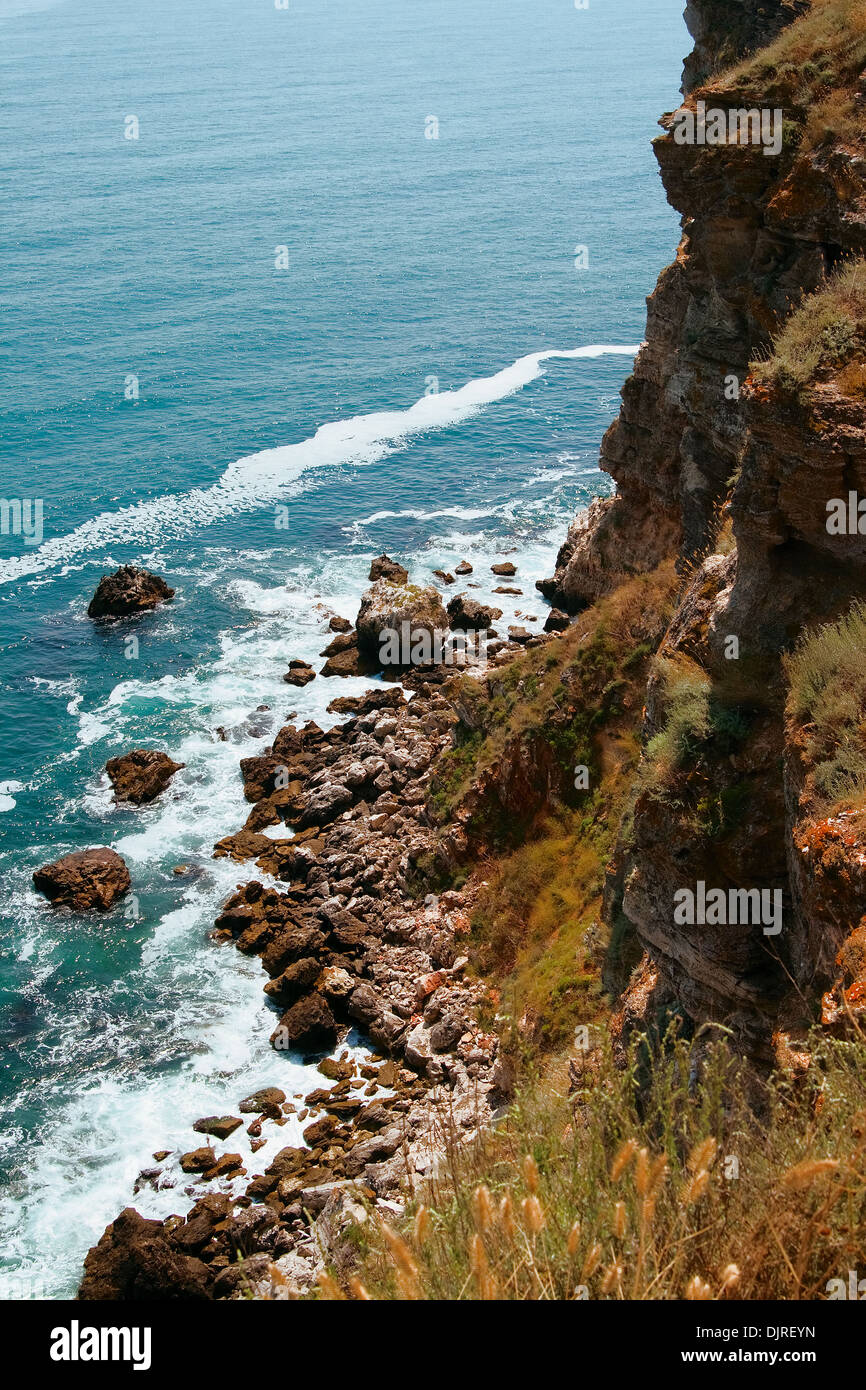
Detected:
[
  {"left": 105, "top": 749, "right": 184, "bottom": 804},
  {"left": 87, "top": 566, "right": 174, "bottom": 619},
  {"left": 33, "top": 847, "right": 131, "bottom": 912}
]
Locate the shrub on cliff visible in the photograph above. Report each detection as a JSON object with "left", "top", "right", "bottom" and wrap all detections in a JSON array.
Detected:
[
  {"left": 786, "top": 598, "right": 866, "bottom": 810},
  {"left": 752, "top": 259, "right": 866, "bottom": 396}
]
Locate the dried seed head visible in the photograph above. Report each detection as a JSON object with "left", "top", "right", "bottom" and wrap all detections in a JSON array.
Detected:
[
  {"left": 635, "top": 1147, "right": 650, "bottom": 1196},
  {"left": 685, "top": 1274, "right": 713, "bottom": 1301},
  {"left": 567, "top": 1219, "right": 582, "bottom": 1257},
  {"left": 581, "top": 1241, "right": 603, "bottom": 1282},
  {"left": 641, "top": 1193, "right": 658, "bottom": 1226},
  {"left": 610, "top": 1138, "right": 638, "bottom": 1183},
  {"left": 499, "top": 1191, "right": 515, "bottom": 1241},
  {"left": 414, "top": 1205, "right": 432, "bottom": 1246},
  {"left": 382, "top": 1222, "right": 422, "bottom": 1299},
  {"left": 348, "top": 1277, "right": 372, "bottom": 1301},
  {"left": 782, "top": 1158, "right": 839, "bottom": 1190},
  {"left": 469, "top": 1231, "right": 489, "bottom": 1285},
  {"left": 649, "top": 1154, "right": 668, "bottom": 1196},
  {"left": 683, "top": 1169, "right": 711, "bottom": 1206},
  {"left": 687, "top": 1137, "right": 718, "bottom": 1174},
  {"left": 316, "top": 1271, "right": 344, "bottom": 1300},
  {"left": 472, "top": 1184, "right": 494, "bottom": 1233},
  {"left": 523, "top": 1154, "right": 540, "bottom": 1193},
  {"left": 719, "top": 1263, "right": 741, "bottom": 1294},
  {"left": 613, "top": 1201, "right": 627, "bottom": 1240},
  {"left": 522, "top": 1194, "right": 546, "bottom": 1235},
  {"left": 600, "top": 1261, "right": 624, "bottom": 1295}
]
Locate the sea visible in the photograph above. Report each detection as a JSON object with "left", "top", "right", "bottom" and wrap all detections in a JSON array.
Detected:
[{"left": 0, "top": 0, "right": 684, "bottom": 1297}]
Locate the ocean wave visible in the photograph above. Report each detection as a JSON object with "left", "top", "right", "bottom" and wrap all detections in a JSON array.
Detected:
[{"left": 0, "top": 345, "right": 639, "bottom": 588}]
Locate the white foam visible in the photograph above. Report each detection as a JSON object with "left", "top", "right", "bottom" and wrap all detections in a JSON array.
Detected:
[{"left": 0, "top": 345, "right": 639, "bottom": 588}]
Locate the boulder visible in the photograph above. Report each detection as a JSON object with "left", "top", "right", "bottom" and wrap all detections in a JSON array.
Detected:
[
  {"left": 239, "top": 1087, "right": 286, "bottom": 1114},
  {"left": 87, "top": 566, "right": 174, "bottom": 619},
  {"left": 192, "top": 1116, "right": 243, "bottom": 1141},
  {"left": 446, "top": 594, "right": 503, "bottom": 631},
  {"left": 543, "top": 608, "right": 571, "bottom": 633},
  {"left": 355, "top": 580, "right": 448, "bottom": 669},
  {"left": 369, "top": 554, "right": 408, "bottom": 584},
  {"left": 272, "top": 993, "right": 337, "bottom": 1051},
  {"left": 105, "top": 749, "right": 184, "bottom": 804},
  {"left": 328, "top": 616, "right": 352, "bottom": 633},
  {"left": 33, "top": 847, "right": 130, "bottom": 911},
  {"left": 491, "top": 561, "right": 517, "bottom": 576},
  {"left": 78, "top": 1208, "right": 212, "bottom": 1300},
  {"left": 283, "top": 660, "right": 316, "bottom": 687},
  {"left": 455, "top": 561, "right": 473, "bottom": 575},
  {"left": 263, "top": 957, "right": 322, "bottom": 1008}
]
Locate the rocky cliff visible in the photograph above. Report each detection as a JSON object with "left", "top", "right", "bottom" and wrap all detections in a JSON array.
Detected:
[{"left": 545, "top": 0, "right": 866, "bottom": 1064}]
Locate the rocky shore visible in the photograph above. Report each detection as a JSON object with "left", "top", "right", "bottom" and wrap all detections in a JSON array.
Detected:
[{"left": 77, "top": 558, "right": 543, "bottom": 1300}]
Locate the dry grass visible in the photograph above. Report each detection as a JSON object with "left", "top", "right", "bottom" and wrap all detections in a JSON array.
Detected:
[
  {"left": 751, "top": 259, "right": 866, "bottom": 395},
  {"left": 315, "top": 1028, "right": 866, "bottom": 1300},
  {"left": 785, "top": 599, "right": 866, "bottom": 811}
]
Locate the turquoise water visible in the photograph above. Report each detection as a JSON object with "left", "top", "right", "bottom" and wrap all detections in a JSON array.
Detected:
[{"left": 0, "top": 0, "right": 684, "bottom": 1296}]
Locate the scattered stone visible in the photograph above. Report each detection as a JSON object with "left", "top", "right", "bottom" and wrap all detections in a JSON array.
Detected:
[
  {"left": 239, "top": 1087, "right": 286, "bottom": 1114},
  {"left": 493, "top": 586, "right": 522, "bottom": 595},
  {"left": 433, "top": 570, "right": 455, "bottom": 584},
  {"left": 283, "top": 660, "right": 316, "bottom": 687},
  {"left": 328, "top": 616, "right": 352, "bottom": 633},
  {"left": 455, "top": 560, "right": 473, "bottom": 575},
  {"left": 192, "top": 1116, "right": 243, "bottom": 1141},
  {"left": 491, "top": 561, "right": 517, "bottom": 576},
  {"left": 180, "top": 1147, "right": 217, "bottom": 1174}
]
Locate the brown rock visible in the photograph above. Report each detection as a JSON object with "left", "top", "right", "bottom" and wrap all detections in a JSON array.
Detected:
[
  {"left": 32, "top": 847, "right": 130, "bottom": 912},
  {"left": 369, "top": 554, "right": 408, "bottom": 583},
  {"left": 78, "top": 1208, "right": 212, "bottom": 1300},
  {"left": 238, "top": 1087, "right": 286, "bottom": 1114},
  {"left": 271, "top": 993, "right": 337, "bottom": 1051},
  {"left": 283, "top": 660, "right": 316, "bottom": 687},
  {"left": 87, "top": 566, "right": 174, "bottom": 619},
  {"left": 491, "top": 561, "right": 517, "bottom": 576},
  {"left": 192, "top": 1116, "right": 243, "bottom": 1141},
  {"left": 105, "top": 749, "right": 184, "bottom": 804}
]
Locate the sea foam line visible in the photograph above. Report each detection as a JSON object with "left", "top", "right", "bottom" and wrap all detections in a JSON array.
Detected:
[{"left": 0, "top": 345, "right": 639, "bottom": 587}]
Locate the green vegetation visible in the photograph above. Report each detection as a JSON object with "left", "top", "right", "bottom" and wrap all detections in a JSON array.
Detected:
[
  {"left": 721, "top": 0, "right": 866, "bottom": 154},
  {"left": 752, "top": 260, "right": 866, "bottom": 396},
  {"left": 785, "top": 599, "right": 866, "bottom": 811},
  {"left": 316, "top": 1027, "right": 866, "bottom": 1301},
  {"left": 470, "top": 811, "right": 610, "bottom": 1053}
]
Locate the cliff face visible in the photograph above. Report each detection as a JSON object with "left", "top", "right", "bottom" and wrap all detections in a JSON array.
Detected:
[
  {"left": 544, "top": 0, "right": 866, "bottom": 616},
  {"left": 545, "top": 0, "right": 866, "bottom": 1062}
]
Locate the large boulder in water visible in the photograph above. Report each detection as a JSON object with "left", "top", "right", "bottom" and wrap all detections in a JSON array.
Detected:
[
  {"left": 33, "top": 847, "right": 130, "bottom": 911},
  {"left": 87, "top": 566, "right": 174, "bottom": 619},
  {"left": 106, "top": 749, "right": 184, "bottom": 804},
  {"left": 355, "top": 579, "right": 448, "bottom": 669}
]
